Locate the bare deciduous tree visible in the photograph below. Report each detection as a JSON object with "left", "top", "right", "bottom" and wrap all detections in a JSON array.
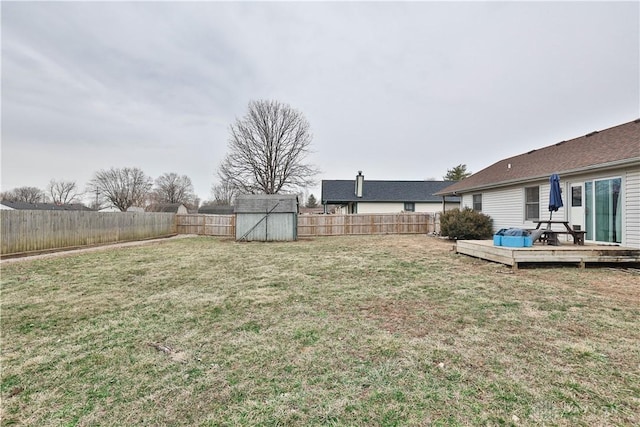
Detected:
[
  {"left": 210, "top": 180, "right": 237, "bottom": 206},
  {"left": 48, "top": 180, "right": 80, "bottom": 204},
  {"left": 217, "top": 100, "right": 319, "bottom": 195},
  {"left": 153, "top": 173, "right": 196, "bottom": 205},
  {"left": 88, "top": 167, "right": 152, "bottom": 212},
  {"left": 1, "top": 186, "right": 47, "bottom": 203},
  {"left": 84, "top": 185, "right": 108, "bottom": 211}
]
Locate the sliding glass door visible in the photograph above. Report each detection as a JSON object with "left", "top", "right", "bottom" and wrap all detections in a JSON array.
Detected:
[{"left": 584, "top": 177, "right": 622, "bottom": 243}]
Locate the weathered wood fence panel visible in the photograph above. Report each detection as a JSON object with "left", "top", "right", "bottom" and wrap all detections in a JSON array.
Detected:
[
  {"left": 176, "top": 214, "right": 235, "bottom": 236},
  {"left": 1, "top": 211, "right": 176, "bottom": 256},
  {"left": 175, "top": 213, "right": 440, "bottom": 237},
  {"left": 297, "top": 213, "right": 439, "bottom": 237},
  {"left": 1, "top": 211, "right": 440, "bottom": 256}
]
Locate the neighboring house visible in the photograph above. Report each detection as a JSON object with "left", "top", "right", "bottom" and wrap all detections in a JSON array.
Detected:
[
  {"left": 145, "top": 203, "right": 188, "bottom": 214},
  {"left": 0, "top": 201, "right": 94, "bottom": 211},
  {"left": 435, "top": 119, "right": 640, "bottom": 248},
  {"left": 321, "top": 172, "right": 460, "bottom": 214}
]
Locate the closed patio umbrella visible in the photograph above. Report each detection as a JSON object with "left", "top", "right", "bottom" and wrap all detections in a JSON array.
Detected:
[{"left": 548, "top": 173, "right": 563, "bottom": 221}]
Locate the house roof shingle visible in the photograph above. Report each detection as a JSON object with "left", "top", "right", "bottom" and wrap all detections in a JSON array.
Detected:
[
  {"left": 436, "top": 119, "right": 640, "bottom": 196},
  {"left": 321, "top": 180, "right": 460, "bottom": 204}
]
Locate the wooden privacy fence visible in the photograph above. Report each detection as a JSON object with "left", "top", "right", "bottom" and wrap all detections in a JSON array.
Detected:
[
  {"left": 176, "top": 214, "right": 236, "bottom": 236},
  {"left": 176, "top": 213, "right": 440, "bottom": 237},
  {"left": 1, "top": 211, "right": 176, "bottom": 256},
  {"left": 1, "top": 211, "right": 439, "bottom": 256},
  {"left": 297, "top": 213, "right": 439, "bottom": 237}
]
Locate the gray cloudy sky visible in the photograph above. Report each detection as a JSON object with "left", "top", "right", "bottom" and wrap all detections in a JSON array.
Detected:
[{"left": 2, "top": 1, "right": 638, "bottom": 203}]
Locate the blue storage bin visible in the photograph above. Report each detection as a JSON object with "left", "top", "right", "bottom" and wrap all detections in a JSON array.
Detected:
[
  {"left": 502, "top": 236, "right": 525, "bottom": 247},
  {"left": 497, "top": 228, "right": 533, "bottom": 248},
  {"left": 493, "top": 228, "right": 509, "bottom": 246}
]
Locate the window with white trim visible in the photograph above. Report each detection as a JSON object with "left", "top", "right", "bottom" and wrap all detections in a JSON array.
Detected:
[
  {"left": 472, "top": 194, "right": 482, "bottom": 211},
  {"left": 525, "top": 186, "right": 539, "bottom": 220}
]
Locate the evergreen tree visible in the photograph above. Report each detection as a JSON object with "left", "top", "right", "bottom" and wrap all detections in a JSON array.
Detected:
[
  {"left": 444, "top": 164, "right": 472, "bottom": 181},
  {"left": 306, "top": 194, "right": 318, "bottom": 208}
]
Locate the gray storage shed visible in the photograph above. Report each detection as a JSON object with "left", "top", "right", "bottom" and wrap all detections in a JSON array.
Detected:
[{"left": 235, "top": 194, "right": 299, "bottom": 241}]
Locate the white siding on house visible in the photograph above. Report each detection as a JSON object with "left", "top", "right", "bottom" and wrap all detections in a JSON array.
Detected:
[
  {"left": 356, "top": 202, "right": 458, "bottom": 214},
  {"left": 625, "top": 168, "right": 640, "bottom": 248},
  {"left": 416, "top": 202, "right": 459, "bottom": 213},
  {"left": 357, "top": 202, "right": 405, "bottom": 213},
  {"left": 461, "top": 194, "right": 473, "bottom": 210},
  {"left": 484, "top": 187, "right": 530, "bottom": 231},
  {"left": 462, "top": 188, "right": 539, "bottom": 232},
  {"left": 470, "top": 185, "right": 569, "bottom": 232},
  {"left": 457, "top": 165, "right": 640, "bottom": 248}
]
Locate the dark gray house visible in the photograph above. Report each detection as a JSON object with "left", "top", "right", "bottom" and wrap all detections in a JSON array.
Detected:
[
  {"left": 235, "top": 194, "right": 299, "bottom": 241},
  {"left": 321, "top": 172, "right": 460, "bottom": 214}
]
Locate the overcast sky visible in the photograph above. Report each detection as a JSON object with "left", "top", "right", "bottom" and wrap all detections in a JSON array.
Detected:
[{"left": 2, "top": 1, "right": 638, "bottom": 204}]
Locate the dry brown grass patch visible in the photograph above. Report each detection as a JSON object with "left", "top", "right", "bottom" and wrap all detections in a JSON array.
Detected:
[{"left": 2, "top": 235, "right": 638, "bottom": 426}]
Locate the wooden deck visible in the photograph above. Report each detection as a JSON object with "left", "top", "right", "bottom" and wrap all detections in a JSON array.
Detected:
[{"left": 456, "top": 240, "right": 640, "bottom": 269}]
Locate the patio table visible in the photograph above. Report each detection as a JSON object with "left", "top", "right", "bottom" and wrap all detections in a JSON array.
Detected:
[{"left": 533, "top": 220, "right": 586, "bottom": 245}]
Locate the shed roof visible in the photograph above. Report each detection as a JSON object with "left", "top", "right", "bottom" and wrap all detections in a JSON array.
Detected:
[
  {"left": 234, "top": 194, "right": 298, "bottom": 213},
  {"left": 321, "top": 180, "right": 460, "bottom": 204},
  {"left": 436, "top": 119, "right": 640, "bottom": 195},
  {"left": 146, "top": 203, "right": 186, "bottom": 213},
  {"left": 198, "top": 205, "right": 234, "bottom": 215}
]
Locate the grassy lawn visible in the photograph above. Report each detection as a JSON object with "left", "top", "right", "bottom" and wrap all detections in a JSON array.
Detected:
[{"left": 1, "top": 235, "right": 639, "bottom": 426}]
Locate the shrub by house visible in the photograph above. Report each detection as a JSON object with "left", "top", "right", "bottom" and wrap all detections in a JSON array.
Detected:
[{"left": 440, "top": 207, "right": 493, "bottom": 240}]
